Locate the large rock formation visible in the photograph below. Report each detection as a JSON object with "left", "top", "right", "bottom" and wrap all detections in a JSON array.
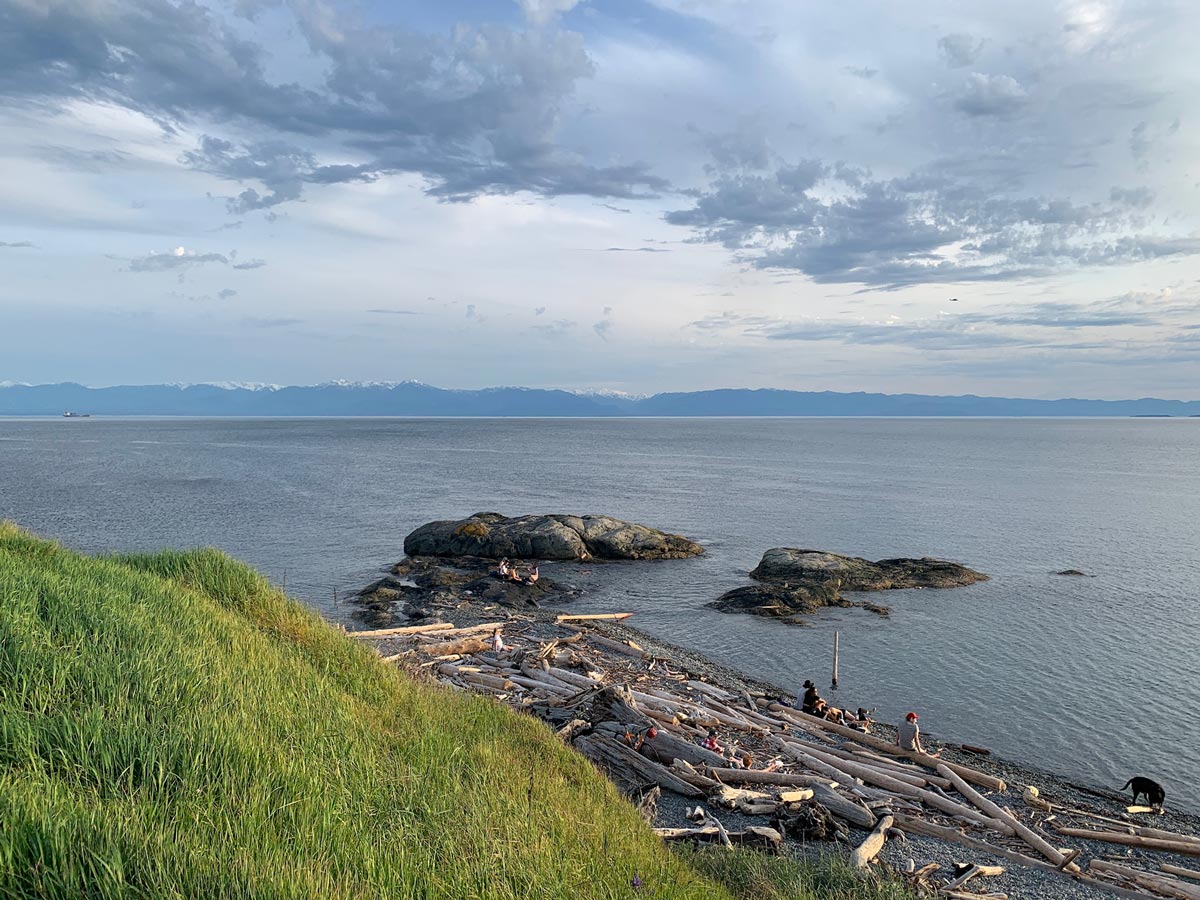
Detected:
[
  {"left": 709, "top": 548, "right": 986, "bottom": 623},
  {"left": 403, "top": 512, "right": 704, "bottom": 561}
]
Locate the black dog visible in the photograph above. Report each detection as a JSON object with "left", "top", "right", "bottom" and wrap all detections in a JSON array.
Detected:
[{"left": 1121, "top": 776, "right": 1166, "bottom": 809}]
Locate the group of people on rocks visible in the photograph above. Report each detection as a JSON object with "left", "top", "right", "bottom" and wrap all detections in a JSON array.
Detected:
[{"left": 493, "top": 558, "right": 539, "bottom": 585}]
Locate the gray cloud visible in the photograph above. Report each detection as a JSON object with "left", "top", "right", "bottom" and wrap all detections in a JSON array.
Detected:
[
  {"left": 128, "top": 248, "right": 229, "bottom": 273},
  {"left": 217, "top": 288, "right": 238, "bottom": 300},
  {"left": 534, "top": 318, "right": 576, "bottom": 336},
  {"left": 955, "top": 73, "right": 1027, "bottom": 117},
  {"left": 843, "top": 65, "right": 878, "bottom": 80},
  {"left": 242, "top": 316, "right": 302, "bottom": 328},
  {"left": 367, "top": 308, "right": 422, "bottom": 315},
  {"left": 534, "top": 306, "right": 547, "bottom": 315},
  {"left": 0, "top": 240, "right": 34, "bottom": 248},
  {"left": 231, "top": 259, "right": 266, "bottom": 270},
  {"left": 938, "top": 33, "right": 985, "bottom": 67},
  {"left": 0, "top": 0, "right": 666, "bottom": 210},
  {"left": 599, "top": 246, "right": 670, "bottom": 253},
  {"left": 666, "top": 153, "right": 1199, "bottom": 286}
]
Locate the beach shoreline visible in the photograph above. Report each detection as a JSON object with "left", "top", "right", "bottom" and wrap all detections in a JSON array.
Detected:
[{"left": 354, "top": 592, "right": 1200, "bottom": 900}]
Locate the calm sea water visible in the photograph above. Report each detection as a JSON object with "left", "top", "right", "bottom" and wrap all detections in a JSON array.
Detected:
[{"left": 2, "top": 417, "right": 1198, "bottom": 811}]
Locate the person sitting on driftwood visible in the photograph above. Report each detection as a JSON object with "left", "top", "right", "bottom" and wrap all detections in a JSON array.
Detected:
[
  {"left": 623, "top": 724, "right": 657, "bottom": 752},
  {"left": 701, "top": 729, "right": 723, "bottom": 753},
  {"left": 800, "top": 679, "right": 821, "bottom": 714},
  {"left": 897, "top": 711, "right": 939, "bottom": 756},
  {"left": 490, "top": 628, "right": 506, "bottom": 654}
]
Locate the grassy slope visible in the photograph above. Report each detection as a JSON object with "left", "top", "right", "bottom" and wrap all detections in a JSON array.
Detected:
[{"left": 0, "top": 524, "right": 907, "bottom": 900}]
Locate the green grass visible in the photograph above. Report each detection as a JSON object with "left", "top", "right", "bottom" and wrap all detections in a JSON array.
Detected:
[{"left": 0, "top": 523, "right": 907, "bottom": 899}]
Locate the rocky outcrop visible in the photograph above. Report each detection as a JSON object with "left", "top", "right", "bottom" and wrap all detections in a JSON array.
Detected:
[
  {"left": 1054, "top": 569, "right": 1090, "bottom": 577},
  {"left": 355, "top": 556, "right": 576, "bottom": 624},
  {"left": 709, "top": 548, "right": 986, "bottom": 623},
  {"left": 402, "top": 512, "right": 704, "bottom": 561},
  {"left": 750, "top": 548, "right": 987, "bottom": 591}
]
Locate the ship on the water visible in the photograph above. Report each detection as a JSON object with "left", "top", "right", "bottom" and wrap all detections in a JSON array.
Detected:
[{"left": 62, "top": 411, "right": 91, "bottom": 418}]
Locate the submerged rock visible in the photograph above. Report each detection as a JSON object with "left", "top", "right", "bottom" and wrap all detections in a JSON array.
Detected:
[
  {"left": 709, "top": 547, "right": 986, "bottom": 623},
  {"left": 403, "top": 512, "right": 704, "bottom": 561},
  {"left": 1054, "top": 569, "right": 1090, "bottom": 577}
]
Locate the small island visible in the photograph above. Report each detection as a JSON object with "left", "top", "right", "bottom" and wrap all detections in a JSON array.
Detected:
[
  {"left": 360, "top": 512, "right": 704, "bottom": 623},
  {"left": 709, "top": 548, "right": 988, "bottom": 623}
]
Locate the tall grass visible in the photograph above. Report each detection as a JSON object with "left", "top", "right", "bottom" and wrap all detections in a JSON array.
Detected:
[{"left": 0, "top": 523, "right": 905, "bottom": 899}]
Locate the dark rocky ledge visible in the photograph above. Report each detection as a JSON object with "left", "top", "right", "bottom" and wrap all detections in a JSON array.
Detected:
[
  {"left": 403, "top": 512, "right": 704, "bottom": 561},
  {"left": 355, "top": 557, "right": 580, "bottom": 625},
  {"left": 709, "top": 548, "right": 987, "bottom": 624}
]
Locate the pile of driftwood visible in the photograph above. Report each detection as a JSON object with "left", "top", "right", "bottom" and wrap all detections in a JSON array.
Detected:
[{"left": 356, "top": 615, "right": 1200, "bottom": 900}]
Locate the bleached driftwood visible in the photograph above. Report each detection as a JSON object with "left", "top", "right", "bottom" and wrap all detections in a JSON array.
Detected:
[
  {"left": 850, "top": 813, "right": 894, "bottom": 868},
  {"left": 936, "top": 764, "right": 1070, "bottom": 868},
  {"left": 1089, "top": 860, "right": 1200, "bottom": 900},
  {"left": 1053, "top": 826, "right": 1200, "bottom": 858}
]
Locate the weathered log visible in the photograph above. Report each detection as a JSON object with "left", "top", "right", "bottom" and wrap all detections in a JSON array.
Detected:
[
  {"left": 461, "top": 671, "right": 513, "bottom": 691},
  {"left": 508, "top": 674, "right": 576, "bottom": 696},
  {"left": 779, "top": 789, "right": 814, "bottom": 803},
  {"left": 943, "top": 863, "right": 1004, "bottom": 892},
  {"left": 706, "top": 767, "right": 836, "bottom": 789},
  {"left": 574, "top": 734, "right": 703, "bottom": 798},
  {"left": 810, "top": 783, "right": 877, "bottom": 829},
  {"left": 1053, "top": 826, "right": 1200, "bottom": 858},
  {"left": 1089, "top": 860, "right": 1200, "bottom": 900},
  {"left": 546, "top": 665, "right": 602, "bottom": 689},
  {"left": 1162, "top": 865, "right": 1200, "bottom": 883},
  {"left": 800, "top": 742, "right": 934, "bottom": 790},
  {"left": 895, "top": 815, "right": 1167, "bottom": 900},
  {"left": 791, "top": 711, "right": 1006, "bottom": 791},
  {"left": 670, "top": 759, "right": 721, "bottom": 791},
  {"left": 687, "top": 679, "right": 734, "bottom": 701},
  {"left": 584, "top": 631, "right": 649, "bottom": 659},
  {"left": 355, "top": 622, "right": 453, "bottom": 638},
  {"left": 416, "top": 636, "right": 489, "bottom": 657},
  {"left": 779, "top": 739, "right": 1012, "bottom": 834},
  {"left": 1127, "top": 826, "right": 1200, "bottom": 849},
  {"left": 555, "top": 613, "right": 633, "bottom": 622},
  {"left": 851, "top": 813, "right": 894, "bottom": 868},
  {"left": 937, "top": 764, "right": 1069, "bottom": 868}
]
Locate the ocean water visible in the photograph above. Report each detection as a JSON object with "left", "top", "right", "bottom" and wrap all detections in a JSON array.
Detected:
[{"left": 2, "top": 416, "right": 1198, "bottom": 811}]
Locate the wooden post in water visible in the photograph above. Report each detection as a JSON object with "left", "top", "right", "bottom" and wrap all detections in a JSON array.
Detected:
[{"left": 831, "top": 631, "right": 839, "bottom": 690}]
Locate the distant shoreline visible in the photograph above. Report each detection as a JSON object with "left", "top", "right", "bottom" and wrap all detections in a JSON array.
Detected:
[{"left": 3, "top": 381, "right": 1198, "bottom": 417}]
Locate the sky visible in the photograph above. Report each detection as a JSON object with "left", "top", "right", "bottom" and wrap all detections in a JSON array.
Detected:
[{"left": 1, "top": 0, "right": 1199, "bottom": 398}]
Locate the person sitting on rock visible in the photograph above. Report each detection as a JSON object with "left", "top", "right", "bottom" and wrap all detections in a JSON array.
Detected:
[
  {"left": 496, "top": 558, "right": 510, "bottom": 579},
  {"left": 507, "top": 564, "right": 524, "bottom": 583},
  {"left": 524, "top": 564, "right": 540, "bottom": 585}
]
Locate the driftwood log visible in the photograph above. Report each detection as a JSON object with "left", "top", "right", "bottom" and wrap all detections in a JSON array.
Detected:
[{"left": 850, "top": 813, "right": 894, "bottom": 868}]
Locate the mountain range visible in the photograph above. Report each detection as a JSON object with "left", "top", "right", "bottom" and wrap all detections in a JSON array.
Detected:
[{"left": 1, "top": 381, "right": 1198, "bottom": 417}]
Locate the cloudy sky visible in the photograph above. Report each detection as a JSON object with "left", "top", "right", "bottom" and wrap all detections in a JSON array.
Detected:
[{"left": 2, "top": 0, "right": 1199, "bottom": 397}]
